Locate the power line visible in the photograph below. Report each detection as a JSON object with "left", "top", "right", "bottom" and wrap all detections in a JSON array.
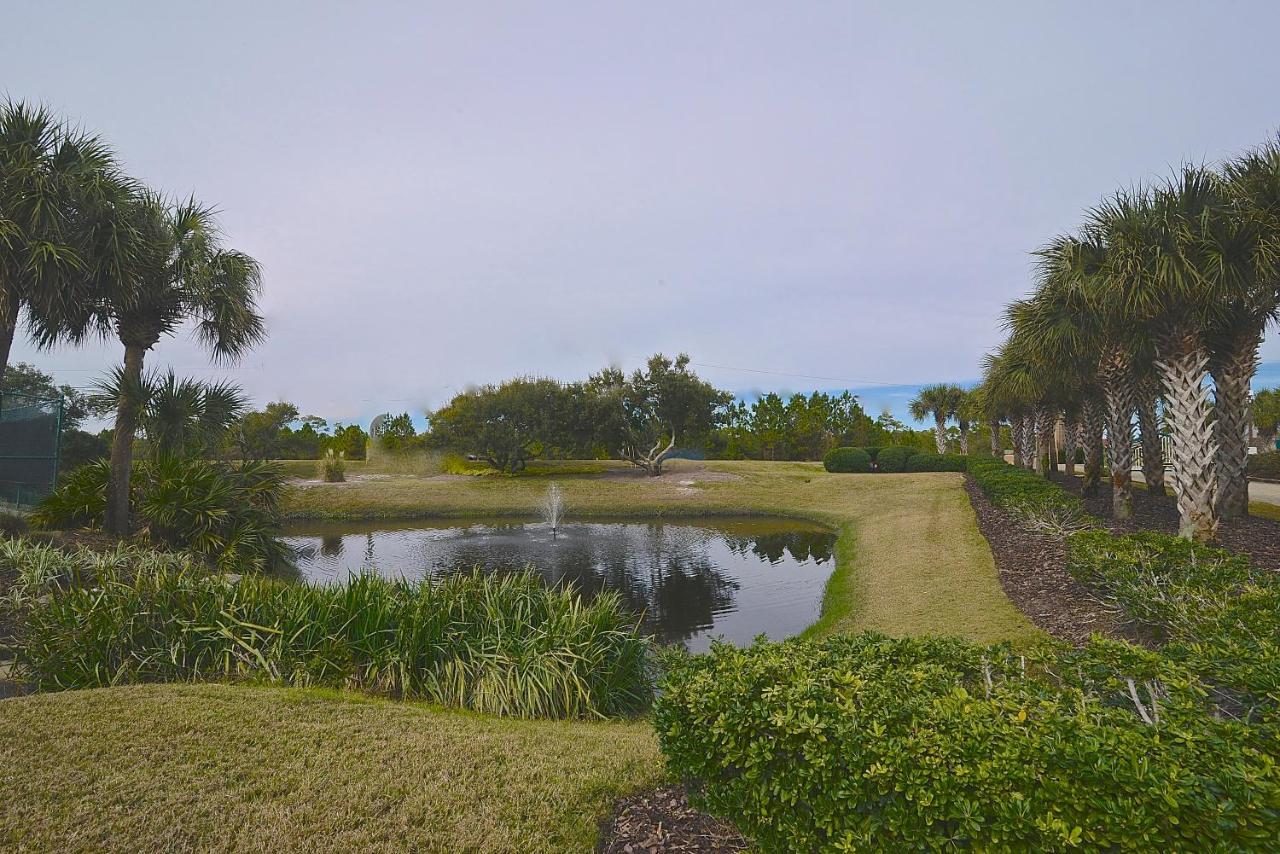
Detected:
[{"left": 688, "top": 362, "right": 922, "bottom": 388}]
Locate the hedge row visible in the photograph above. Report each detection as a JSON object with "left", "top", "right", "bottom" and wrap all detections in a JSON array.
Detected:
[
  {"left": 656, "top": 633, "right": 1280, "bottom": 851},
  {"left": 1248, "top": 451, "right": 1280, "bottom": 480},
  {"left": 1066, "top": 530, "right": 1280, "bottom": 728},
  {"left": 966, "top": 456, "right": 1092, "bottom": 530},
  {"left": 823, "top": 446, "right": 966, "bottom": 474}
]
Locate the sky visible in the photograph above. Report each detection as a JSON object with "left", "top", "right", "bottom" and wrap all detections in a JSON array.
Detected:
[{"left": 6, "top": 2, "right": 1280, "bottom": 429}]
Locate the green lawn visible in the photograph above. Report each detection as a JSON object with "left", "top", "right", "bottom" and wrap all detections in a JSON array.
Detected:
[
  {"left": 1, "top": 459, "right": 1037, "bottom": 851},
  {"left": 0, "top": 684, "right": 661, "bottom": 853}
]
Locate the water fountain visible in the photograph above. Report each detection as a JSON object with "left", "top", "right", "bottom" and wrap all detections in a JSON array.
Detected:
[{"left": 542, "top": 482, "right": 565, "bottom": 538}]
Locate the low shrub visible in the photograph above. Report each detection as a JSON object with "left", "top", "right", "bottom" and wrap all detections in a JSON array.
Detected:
[
  {"left": 320, "top": 448, "right": 346, "bottom": 482},
  {"left": 0, "top": 510, "right": 27, "bottom": 538},
  {"left": 822, "top": 447, "right": 871, "bottom": 473},
  {"left": 655, "top": 633, "right": 1280, "bottom": 851},
  {"left": 2, "top": 539, "right": 652, "bottom": 720},
  {"left": 874, "top": 445, "right": 918, "bottom": 472},
  {"left": 967, "top": 456, "right": 1094, "bottom": 531},
  {"left": 862, "top": 446, "right": 883, "bottom": 461},
  {"left": 905, "top": 452, "right": 967, "bottom": 472},
  {"left": 1248, "top": 451, "right": 1280, "bottom": 480},
  {"left": 1066, "top": 530, "right": 1279, "bottom": 725},
  {"left": 33, "top": 457, "right": 291, "bottom": 572}
]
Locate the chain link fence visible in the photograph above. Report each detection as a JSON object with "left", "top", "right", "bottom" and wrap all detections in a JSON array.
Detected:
[{"left": 0, "top": 392, "right": 63, "bottom": 508}]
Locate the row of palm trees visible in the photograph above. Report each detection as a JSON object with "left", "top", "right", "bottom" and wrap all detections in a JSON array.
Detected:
[
  {"left": 908, "top": 383, "right": 974, "bottom": 454},
  {"left": 0, "top": 101, "right": 265, "bottom": 534},
  {"left": 972, "top": 136, "right": 1280, "bottom": 542}
]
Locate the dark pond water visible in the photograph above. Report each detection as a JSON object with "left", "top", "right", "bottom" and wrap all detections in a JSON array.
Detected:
[{"left": 281, "top": 517, "right": 837, "bottom": 652}]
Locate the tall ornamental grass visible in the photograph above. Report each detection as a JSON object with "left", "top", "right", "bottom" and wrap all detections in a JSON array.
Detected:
[{"left": 2, "top": 540, "right": 651, "bottom": 720}]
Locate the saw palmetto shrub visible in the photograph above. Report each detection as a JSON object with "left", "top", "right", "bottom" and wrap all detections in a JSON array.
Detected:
[
  {"left": 966, "top": 456, "right": 1093, "bottom": 530},
  {"left": 32, "top": 457, "right": 291, "bottom": 572},
  {"left": 822, "top": 447, "right": 872, "bottom": 473},
  {"left": 3, "top": 539, "right": 652, "bottom": 720},
  {"left": 905, "top": 452, "right": 967, "bottom": 472},
  {"left": 655, "top": 633, "right": 1280, "bottom": 852},
  {"left": 873, "top": 445, "right": 918, "bottom": 472},
  {"left": 1066, "top": 530, "right": 1280, "bottom": 728}
]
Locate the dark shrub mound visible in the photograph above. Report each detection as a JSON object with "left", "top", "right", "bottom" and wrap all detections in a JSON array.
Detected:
[
  {"left": 822, "top": 447, "right": 871, "bottom": 473},
  {"left": 0, "top": 511, "right": 28, "bottom": 538},
  {"left": 874, "top": 445, "right": 918, "bottom": 472},
  {"left": 656, "top": 633, "right": 1280, "bottom": 851},
  {"left": 905, "top": 452, "right": 967, "bottom": 472},
  {"left": 1248, "top": 451, "right": 1280, "bottom": 480},
  {"left": 862, "top": 446, "right": 883, "bottom": 461}
]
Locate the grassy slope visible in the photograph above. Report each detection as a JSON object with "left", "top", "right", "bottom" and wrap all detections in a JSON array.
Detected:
[
  {"left": 1, "top": 460, "right": 1036, "bottom": 851},
  {"left": 0, "top": 684, "right": 661, "bottom": 854}
]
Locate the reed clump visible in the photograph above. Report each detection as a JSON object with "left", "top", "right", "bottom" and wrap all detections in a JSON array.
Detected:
[{"left": 2, "top": 539, "right": 652, "bottom": 720}]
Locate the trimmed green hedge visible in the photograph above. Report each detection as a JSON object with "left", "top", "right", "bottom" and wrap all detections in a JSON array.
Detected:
[
  {"left": 967, "top": 456, "right": 1092, "bottom": 530},
  {"left": 822, "top": 446, "right": 872, "bottom": 473},
  {"left": 1248, "top": 451, "right": 1280, "bottom": 480},
  {"left": 656, "top": 633, "right": 1280, "bottom": 851},
  {"left": 1066, "top": 530, "right": 1279, "bottom": 728},
  {"left": 874, "top": 445, "right": 918, "bottom": 473},
  {"left": 905, "top": 452, "right": 967, "bottom": 472}
]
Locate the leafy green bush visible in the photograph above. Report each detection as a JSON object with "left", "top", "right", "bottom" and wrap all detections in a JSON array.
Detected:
[
  {"left": 905, "top": 452, "right": 967, "bottom": 472},
  {"left": 3, "top": 539, "right": 652, "bottom": 720},
  {"left": 862, "top": 445, "right": 883, "bottom": 461},
  {"left": 33, "top": 457, "right": 290, "bottom": 572},
  {"left": 873, "top": 445, "right": 918, "bottom": 472},
  {"left": 822, "top": 446, "right": 871, "bottom": 473},
  {"left": 655, "top": 633, "right": 1280, "bottom": 851},
  {"left": 967, "top": 456, "right": 1094, "bottom": 532},
  {"left": 1247, "top": 451, "right": 1280, "bottom": 480},
  {"left": 1066, "top": 530, "right": 1279, "bottom": 726}
]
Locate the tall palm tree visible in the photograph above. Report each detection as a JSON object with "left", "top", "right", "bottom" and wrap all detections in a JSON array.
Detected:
[
  {"left": 1216, "top": 138, "right": 1280, "bottom": 518},
  {"left": 1091, "top": 170, "right": 1246, "bottom": 541},
  {"left": 0, "top": 101, "right": 120, "bottom": 384},
  {"left": 93, "top": 192, "right": 265, "bottom": 534},
  {"left": 1134, "top": 372, "right": 1166, "bottom": 497},
  {"left": 909, "top": 384, "right": 961, "bottom": 453},
  {"left": 953, "top": 387, "right": 975, "bottom": 454}
]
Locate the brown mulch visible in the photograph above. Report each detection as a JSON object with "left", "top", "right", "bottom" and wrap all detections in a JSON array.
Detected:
[
  {"left": 1052, "top": 475, "right": 1280, "bottom": 572},
  {"left": 597, "top": 786, "right": 750, "bottom": 854},
  {"left": 963, "top": 477, "right": 1130, "bottom": 645}
]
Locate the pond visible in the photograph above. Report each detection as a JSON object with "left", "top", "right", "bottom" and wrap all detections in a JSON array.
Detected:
[{"left": 282, "top": 517, "right": 837, "bottom": 652}]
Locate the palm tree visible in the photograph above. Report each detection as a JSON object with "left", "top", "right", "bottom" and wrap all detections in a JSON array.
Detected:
[
  {"left": 1134, "top": 372, "right": 1166, "bottom": 497},
  {"left": 1090, "top": 169, "right": 1248, "bottom": 541},
  {"left": 953, "top": 388, "right": 975, "bottom": 454},
  {"left": 909, "top": 384, "right": 961, "bottom": 453},
  {"left": 0, "top": 101, "right": 120, "bottom": 384},
  {"left": 1215, "top": 138, "right": 1280, "bottom": 518},
  {"left": 983, "top": 344, "right": 1039, "bottom": 470},
  {"left": 93, "top": 192, "right": 265, "bottom": 534},
  {"left": 968, "top": 381, "right": 1006, "bottom": 458}
]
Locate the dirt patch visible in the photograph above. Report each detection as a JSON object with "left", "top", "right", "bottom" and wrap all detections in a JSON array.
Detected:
[
  {"left": 964, "top": 478, "right": 1130, "bottom": 645},
  {"left": 597, "top": 785, "right": 750, "bottom": 853},
  {"left": 1053, "top": 475, "right": 1280, "bottom": 573}
]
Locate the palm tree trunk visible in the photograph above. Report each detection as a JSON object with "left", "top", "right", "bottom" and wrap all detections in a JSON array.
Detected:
[
  {"left": 1212, "top": 326, "right": 1261, "bottom": 520},
  {"left": 933, "top": 416, "right": 946, "bottom": 454},
  {"left": 1021, "top": 417, "right": 1036, "bottom": 470},
  {"left": 105, "top": 344, "right": 146, "bottom": 535},
  {"left": 1034, "top": 406, "right": 1054, "bottom": 477},
  {"left": 1009, "top": 414, "right": 1024, "bottom": 467},
  {"left": 1081, "top": 395, "right": 1104, "bottom": 496},
  {"left": 0, "top": 294, "right": 16, "bottom": 388},
  {"left": 958, "top": 421, "right": 970, "bottom": 455},
  {"left": 1061, "top": 411, "right": 1077, "bottom": 478},
  {"left": 1155, "top": 323, "right": 1219, "bottom": 542},
  {"left": 988, "top": 418, "right": 1002, "bottom": 458},
  {"left": 1099, "top": 344, "right": 1136, "bottom": 519},
  {"left": 1136, "top": 384, "right": 1166, "bottom": 498}
]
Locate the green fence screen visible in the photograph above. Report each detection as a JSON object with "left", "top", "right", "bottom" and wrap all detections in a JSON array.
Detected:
[{"left": 0, "top": 392, "right": 63, "bottom": 507}]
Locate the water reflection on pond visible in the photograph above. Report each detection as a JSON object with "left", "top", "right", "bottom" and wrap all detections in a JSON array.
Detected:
[{"left": 282, "top": 518, "right": 837, "bottom": 652}]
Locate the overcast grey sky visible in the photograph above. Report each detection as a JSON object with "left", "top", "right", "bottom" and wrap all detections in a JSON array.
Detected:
[{"left": 6, "top": 2, "right": 1280, "bottom": 426}]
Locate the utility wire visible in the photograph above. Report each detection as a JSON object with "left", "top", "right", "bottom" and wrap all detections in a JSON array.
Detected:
[{"left": 689, "top": 362, "right": 924, "bottom": 388}]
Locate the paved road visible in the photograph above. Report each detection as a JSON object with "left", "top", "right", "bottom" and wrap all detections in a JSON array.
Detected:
[{"left": 1055, "top": 464, "right": 1280, "bottom": 507}]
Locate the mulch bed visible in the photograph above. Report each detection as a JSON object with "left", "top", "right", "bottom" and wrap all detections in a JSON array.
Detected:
[
  {"left": 963, "top": 478, "right": 1129, "bottom": 645},
  {"left": 1052, "top": 475, "right": 1280, "bottom": 572},
  {"left": 597, "top": 785, "right": 750, "bottom": 854}
]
